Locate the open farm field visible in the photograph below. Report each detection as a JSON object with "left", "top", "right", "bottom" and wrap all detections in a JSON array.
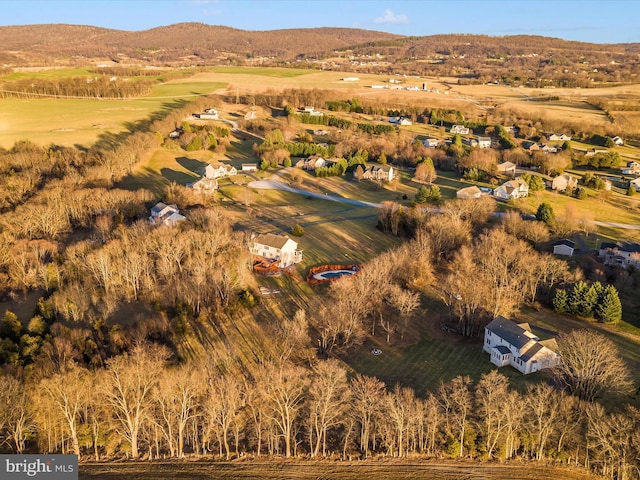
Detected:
[
  {"left": 0, "top": 78, "right": 226, "bottom": 148},
  {"left": 79, "top": 460, "right": 601, "bottom": 480}
]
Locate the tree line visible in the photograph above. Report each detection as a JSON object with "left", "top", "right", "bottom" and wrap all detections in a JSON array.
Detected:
[{"left": 0, "top": 339, "right": 635, "bottom": 480}]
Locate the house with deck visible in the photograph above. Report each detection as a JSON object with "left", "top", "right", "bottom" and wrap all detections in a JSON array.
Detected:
[
  {"left": 483, "top": 317, "right": 560, "bottom": 374},
  {"left": 250, "top": 233, "right": 302, "bottom": 268},
  {"left": 599, "top": 242, "right": 640, "bottom": 269}
]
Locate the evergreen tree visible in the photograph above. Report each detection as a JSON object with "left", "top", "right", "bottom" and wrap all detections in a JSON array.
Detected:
[
  {"left": 568, "top": 280, "right": 589, "bottom": 316},
  {"left": 535, "top": 202, "right": 554, "bottom": 224},
  {"left": 578, "top": 283, "right": 598, "bottom": 318},
  {"left": 552, "top": 289, "right": 568, "bottom": 313},
  {"left": 595, "top": 285, "right": 622, "bottom": 323}
]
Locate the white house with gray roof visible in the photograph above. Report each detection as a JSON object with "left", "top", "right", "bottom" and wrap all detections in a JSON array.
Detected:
[
  {"left": 250, "top": 233, "right": 302, "bottom": 268},
  {"left": 483, "top": 316, "right": 560, "bottom": 374}
]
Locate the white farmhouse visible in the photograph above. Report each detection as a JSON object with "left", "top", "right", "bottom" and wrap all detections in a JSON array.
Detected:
[
  {"left": 483, "top": 317, "right": 560, "bottom": 374},
  {"left": 250, "top": 233, "right": 303, "bottom": 268}
]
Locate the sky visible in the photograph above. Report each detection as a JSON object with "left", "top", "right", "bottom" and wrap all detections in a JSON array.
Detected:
[{"left": 1, "top": 0, "right": 639, "bottom": 44}]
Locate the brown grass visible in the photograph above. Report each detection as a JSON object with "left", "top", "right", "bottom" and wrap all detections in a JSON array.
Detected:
[{"left": 79, "top": 459, "right": 602, "bottom": 480}]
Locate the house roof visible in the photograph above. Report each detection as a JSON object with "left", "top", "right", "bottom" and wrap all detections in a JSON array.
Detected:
[
  {"left": 601, "top": 241, "right": 640, "bottom": 253},
  {"left": 494, "top": 345, "right": 512, "bottom": 355},
  {"left": 554, "top": 239, "right": 575, "bottom": 248},
  {"left": 519, "top": 343, "right": 544, "bottom": 363},
  {"left": 485, "top": 316, "right": 534, "bottom": 350},
  {"left": 253, "top": 233, "right": 295, "bottom": 250},
  {"left": 497, "top": 161, "right": 516, "bottom": 169},
  {"left": 540, "top": 338, "right": 559, "bottom": 352},
  {"left": 151, "top": 202, "right": 168, "bottom": 214},
  {"left": 457, "top": 186, "right": 482, "bottom": 196}
]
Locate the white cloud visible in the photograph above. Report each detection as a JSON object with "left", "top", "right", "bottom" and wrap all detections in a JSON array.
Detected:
[{"left": 374, "top": 9, "right": 408, "bottom": 25}]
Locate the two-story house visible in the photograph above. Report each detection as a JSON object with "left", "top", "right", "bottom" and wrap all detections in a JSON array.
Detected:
[{"left": 483, "top": 317, "right": 560, "bottom": 374}]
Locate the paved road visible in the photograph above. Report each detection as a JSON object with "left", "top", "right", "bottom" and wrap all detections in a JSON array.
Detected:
[
  {"left": 594, "top": 221, "right": 640, "bottom": 230},
  {"left": 248, "top": 178, "right": 381, "bottom": 208}
]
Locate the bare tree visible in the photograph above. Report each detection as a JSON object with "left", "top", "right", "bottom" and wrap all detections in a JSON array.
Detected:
[
  {"left": 261, "top": 362, "right": 308, "bottom": 458},
  {"left": 102, "top": 343, "right": 170, "bottom": 458},
  {"left": 350, "top": 374, "right": 385, "bottom": 458},
  {"left": 475, "top": 370, "right": 509, "bottom": 458},
  {"left": 553, "top": 330, "right": 634, "bottom": 402},
  {"left": 308, "top": 359, "right": 350, "bottom": 457},
  {"left": 39, "top": 366, "right": 89, "bottom": 456},
  {"left": 438, "top": 376, "right": 474, "bottom": 458}
]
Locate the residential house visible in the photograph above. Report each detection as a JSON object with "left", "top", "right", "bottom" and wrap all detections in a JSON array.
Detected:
[
  {"left": 493, "top": 178, "right": 529, "bottom": 200},
  {"left": 250, "top": 233, "right": 302, "bottom": 268},
  {"left": 546, "top": 133, "right": 572, "bottom": 141},
  {"left": 462, "top": 137, "right": 478, "bottom": 148},
  {"left": 168, "top": 128, "right": 183, "bottom": 139},
  {"left": 476, "top": 136, "right": 491, "bottom": 148},
  {"left": 313, "top": 129, "right": 329, "bottom": 136},
  {"left": 149, "top": 202, "right": 186, "bottom": 227},
  {"left": 188, "top": 177, "right": 218, "bottom": 194},
  {"left": 389, "top": 116, "right": 412, "bottom": 126},
  {"left": 540, "top": 144, "right": 558, "bottom": 153},
  {"left": 612, "top": 136, "right": 624, "bottom": 146},
  {"left": 553, "top": 239, "right": 575, "bottom": 257},
  {"left": 296, "top": 155, "right": 327, "bottom": 171},
  {"left": 631, "top": 177, "right": 640, "bottom": 192},
  {"left": 504, "top": 126, "right": 519, "bottom": 136},
  {"left": 598, "top": 242, "right": 640, "bottom": 269},
  {"left": 301, "top": 106, "right": 323, "bottom": 116},
  {"left": 483, "top": 317, "right": 560, "bottom": 374},
  {"left": 204, "top": 163, "right": 237, "bottom": 179},
  {"left": 621, "top": 161, "right": 640, "bottom": 175},
  {"left": 241, "top": 163, "right": 258, "bottom": 172},
  {"left": 244, "top": 110, "right": 257, "bottom": 121},
  {"left": 361, "top": 165, "right": 395, "bottom": 182},
  {"left": 586, "top": 148, "right": 608, "bottom": 157},
  {"left": 456, "top": 185, "right": 483, "bottom": 200},
  {"left": 422, "top": 138, "right": 439, "bottom": 148},
  {"left": 450, "top": 125, "right": 470, "bottom": 135},
  {"left": 522, "top": 141, "right": 540, "bottom": 151},
  {"left": 195, "top": 108, "right": 219, "bottom": 120},
  {"left": 551, "top": 174, "right": 578, "bottom": 192},
  {"left": 497, "top": 161, "right": 516, "bottom": 175}
]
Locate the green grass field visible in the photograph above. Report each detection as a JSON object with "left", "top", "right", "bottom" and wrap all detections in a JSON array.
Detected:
[{"left": 0, "top": 78, "right": 227, "bottom": 148}]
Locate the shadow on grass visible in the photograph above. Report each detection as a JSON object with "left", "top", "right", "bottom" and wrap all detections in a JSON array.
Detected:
[
  {"left": 176, "top": 157, "right": 208, "bottom": 174},
  {"left": 117, "top": 168, "right": 169, "bottom": 196},
  {"left": 161, "top": 167, "right": 198, "bottom": 185},
  {"left": 92, "top": 99, "right": 191, "bottom": 152}
]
